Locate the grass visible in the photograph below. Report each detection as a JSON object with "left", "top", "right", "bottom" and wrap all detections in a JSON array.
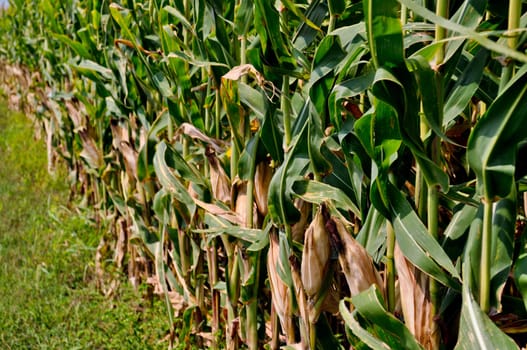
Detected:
[{"left": 0, "top": 96, "right": 170, "bottom": 349}]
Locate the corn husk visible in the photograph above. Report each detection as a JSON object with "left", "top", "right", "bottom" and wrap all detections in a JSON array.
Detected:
[
  {"left": 331, "top": 216, "right": 383, "bottom": 297},
  {"left": 395, "top": 244, "right": 438, "bottom": 350},
  {"left": 291, "top": 198, "right": 312, "bottom": 243},
  {"left": 301, "top": 206, "right": 331, "bottom": 298}
]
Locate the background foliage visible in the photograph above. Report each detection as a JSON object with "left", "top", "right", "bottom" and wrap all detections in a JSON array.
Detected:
[{"left": 2, "top": 0, "right": 527, "bottom": 349}]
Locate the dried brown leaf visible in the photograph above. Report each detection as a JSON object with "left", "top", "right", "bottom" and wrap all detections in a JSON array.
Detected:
[
  {"left": 193, "top": 198, "right": 243, "bottom": 225},
  {"left": 177, "top": 122, "right": 227, "bottom": 153},
  {"left": 206, "top": 147, "right": 231, "bottom": 204},
  {"left": 79, "top": 129, "right": 104, "bottom": 170},
  {"left": 119, "top": 141, "right": 138, "bottom": 180}
]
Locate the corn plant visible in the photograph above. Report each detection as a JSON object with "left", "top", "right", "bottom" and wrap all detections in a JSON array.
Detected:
[{"left": 2, "top": 0, "right": 527, "bottom": 349}]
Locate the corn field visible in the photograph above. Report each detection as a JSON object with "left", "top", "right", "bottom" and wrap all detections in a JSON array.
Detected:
[{"left": 2, "top": 0, "right": 527, "bottom": 349}]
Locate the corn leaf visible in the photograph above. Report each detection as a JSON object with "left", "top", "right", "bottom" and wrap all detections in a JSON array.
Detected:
[
  {"left": 455, "top": 259, "right": 519, "bottom": 350},
  {"left": 444, "top": 48, "right": 489, "bottom": 126},
  {"left": 363, "top": 0, "right": 404, "bottom": 69},
  {"left": 292, "top": 179, "right": 360, "bottom": 217},
  {"left": 153, "top": 142, "right": 196, "bottom": 220},
  {"left": 468, "top": 64, "right": 527, "bottom": 201},
  {"left": 389, "top": 184, "right": 461, "bottom": 290},
  {"left": 399, "top": 0, "right": 527, "bottom": 63},
  {"left": 349, "top": 285, "right": 424, "bottom": 350}
]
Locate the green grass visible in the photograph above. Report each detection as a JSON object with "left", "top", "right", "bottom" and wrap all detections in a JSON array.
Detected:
[{"left": 0, "top": 97, "right": 169, "bottom": 349}]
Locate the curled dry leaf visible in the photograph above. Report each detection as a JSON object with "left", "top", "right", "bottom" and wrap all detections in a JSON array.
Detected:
[
  {"left": 65, "top": 100, "right": 85, "bottom": 131},
  {"left": 301, "top": 206, "right": 331, "bottom": 298},
  {"left": 110, "top": 119, "right": 130, "bottom": 149},
  {"left": 206, "top": 147, "right": 231, "bottom": 205},
  {"left": 330, "top": 216, "right": 383, "bottom": 297},
  {"left": 395, "top": 244, "right": 438, "bottom": 350},
  {"left": 222, "top": 64, "right": 280, "bottom": 102},
  {"left": 79, "top": 129, "right": 104, "bottom": 170},
  {"left": 177, "top": 122, "right": 227, "bottom": 153},
  {"left": 193, "top": 198, "right": 243, "bottom": 225},
  {"left": 119, "top": 141, "right": 138, "bottom": 180}
]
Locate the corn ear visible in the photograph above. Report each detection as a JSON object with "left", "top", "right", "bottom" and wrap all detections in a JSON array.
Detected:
[
  {"left": 291, "top": 199, "right": 312, "bottom": 243},
  {"left": 330, "top": 216, "right": 384, "bottom": 297},
  {"left": 301, "top": 206, "right": 331, "bottom": 298},
  {"left": 254, "top": 161, "right": 272, "bottom": 217}
]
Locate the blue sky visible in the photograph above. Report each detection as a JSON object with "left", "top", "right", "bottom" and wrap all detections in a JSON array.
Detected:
[{"left": 0, "top": 0, "right": 7, "bottom": 8}]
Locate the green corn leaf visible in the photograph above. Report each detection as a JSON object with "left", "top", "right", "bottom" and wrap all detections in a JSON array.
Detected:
[
  {"left": 253, "top": 0, "right": 295, "bottom": 68},
  {"left": 389, "top": 184, "right": 461, "bottom": 290},
  {"left": 292, "top": 179, "right": 360, "bottom": 217},
  {"left": 160, "top": 141, "right": 205, "bottom": 186},
  {"left": 322, "top": 145, "right": 361, "bottom": 209},
  {"left": 406, "top": 55, "right": 447, "bottom": 141},
  {"left": 328, "top": 71, "right": 374, "bottom": 131},
  {"left": 74, "top": 59, "right": 113, "bottom": 82},
  {"left": 366, "top": 66, "right": 449, "bottom": 190},
  {"left": 467, "top": 64, "right": 527, "bottom": 201},
  {"left": 53, "top": 33, "right": 91, "bottom": 59},
  {"left": 455, "top": 258, "right": 519, "bottom": 350},
  {"left": 268, "top": 102, "right": 311, "bottom": 225},
  {"left": 260, "top": 108, "right": 283, "bottom": 163},
  {"left": 293, "top": 0, "right": 327, "bottom": 50},
  {"left": 238, "top": 134, "right": 260, "bottom": 181},
  {"left": 340, "top": 300, "right": 391, "bottom": 349},
  {"left": 163, "top": 6, "right": 194, "bottom": 35},
  {"left": 443, "top": 203, "right": 479, "bottom": 242},
  {"left": 399, "top": 0, "right": 527, "bottom": 63},
  {"left": 153, "top": 142, "right": 196, "bottom": 220},
  {"left": 309, "top": 35, "right": 346, "bottom": 118},
  {"left": 514, "top": 224, "right": 527, "bottom": 310},
  {"left": 239, "top": 82, "right": 268, "bottom": 120},
  {"left": 489, "top": 193, "right": 515, "bottom": 308},
  {"left": 281, "top": 0, "right": 323, "bottom": 34},
  {"left": 234, "top": 0, "right": 254, "bottom": 36},
  {"left": 109, "top": 3, "right": 136, "bottom": 43},
  {"left": 364, "top": 0, "right": 404, "bottom": 69},
  {"left": 444, "top": 48, "right": 489, "bottom": 126},
  {"left": 348, "top": 285, "right": 424, "bottom": 350},
  {"left": 200, "top": 213, "right": 266, "bottom": 245},
  {"left": 357, "top": 207, "right": 387, "bottom": 264},
  {"left": 464, "top": 190, "right": 517, "bottom": 309},
  {"left": 411, "top": 0, "right": 487, "bottom": 66}
]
